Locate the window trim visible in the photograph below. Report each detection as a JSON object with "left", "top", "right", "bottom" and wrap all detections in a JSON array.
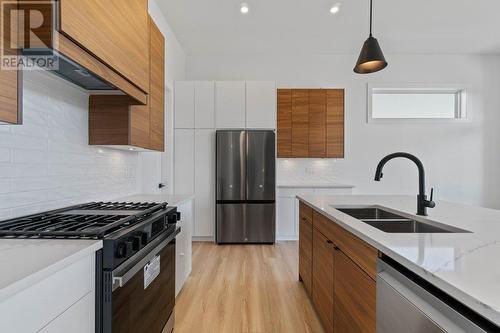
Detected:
[{"left": 367, "top": 83, "right": 468, "bottom": 124}]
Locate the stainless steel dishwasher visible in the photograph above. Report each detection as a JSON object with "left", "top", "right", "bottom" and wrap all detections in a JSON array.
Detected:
[{"left": 377, "top": 257, "right": 497, "bottom": 333}]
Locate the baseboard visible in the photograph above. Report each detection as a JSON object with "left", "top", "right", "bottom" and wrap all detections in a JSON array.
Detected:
[
  {"left": 276, "top": 236, "right": 299, "bottom": 241},
  {"left": 192, "top": 236, "right": 215, "bottom": 242}
]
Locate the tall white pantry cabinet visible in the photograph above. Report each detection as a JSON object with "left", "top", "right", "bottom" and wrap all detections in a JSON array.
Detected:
[{"left": 174, "top": 81, "right": 277, "bottom": 240}]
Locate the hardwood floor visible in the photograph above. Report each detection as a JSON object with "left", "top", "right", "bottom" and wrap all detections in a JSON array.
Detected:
[{"left": 173, "top": 241, "right": 324, "bottom": 333}]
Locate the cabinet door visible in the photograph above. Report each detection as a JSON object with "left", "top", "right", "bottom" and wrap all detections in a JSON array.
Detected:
[
  {"left": 308, "top": 90, "right": 326, "bottom": 157},
  {"left": 326, "top": 89, "right": 344, "bottom": 158},
  {"left": 195, "top": 81, "right": 215, "bottom": 129},
  {"left": 175, "top": 222, "right": 186, "bottom": 296},
  {"left": 215, "top": 81, "right": 246, "bottom": 128},
  {"left": 174, "top": 129, "right": 195, "bottom": 194},
  {"left": 59, "top": 0, "right": 150, "bottom": 92},
  {"left": 246, "top": 81, "right": 276, "bottom": 129},
  {"left": 334, "top": 249, "right": 376, "bottom": 333},
  {"left": 277, "top": 197, "right": 295, "bottom": 239},
  {"left": 195, "top": 129, "right": 215, "bottom": 237},
  {"left": 298, "top": 215, "right": 312, "bottom": 295},
  {"left": 175, "top": 81, "right": 195, "bottom": 128},
  {"left": 312, "top": 228, "right": 334, "bottom": 333},
  {"left": 277, "top": 89, "right": 292, "bottom": 157},
  {"left": 291, "top": 90, "right": 309, "bottom": 157},
  {"left": 149, "top": 18, "right": 165, "bottom": 151}
]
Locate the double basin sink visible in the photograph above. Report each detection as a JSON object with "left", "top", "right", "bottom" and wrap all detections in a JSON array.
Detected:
[{"left": 334, "top": 207, "right": 471, "bottom": 234}]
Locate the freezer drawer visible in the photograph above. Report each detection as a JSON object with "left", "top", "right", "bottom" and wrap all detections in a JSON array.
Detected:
[
  {"left": 217, "top": 204, "right": 245, "bottom": 243},
  {"left": 216, "top": 130, "right": 246, "bottom": 201},
  {"left": 246, "top": 130, "right": 276, "bottom": 201},
  {"left": 216, "top": 203, "right": 275, "bottom": 244},
  {"left": 245, "top": 203, "right": 275, "bottom": 243}
]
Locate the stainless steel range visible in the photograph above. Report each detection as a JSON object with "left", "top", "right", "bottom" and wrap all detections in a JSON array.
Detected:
[{"left": 0, "top": 201, "right": 180, "bottom": 333}]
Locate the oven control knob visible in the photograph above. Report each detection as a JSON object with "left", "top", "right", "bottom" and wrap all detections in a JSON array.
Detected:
[
  {"left": 116, "top": 242, "right": 128, "bottom": 259},
  {"left": 140, "top": 232, "right": 148, "bottom": 245},
  {"left": 131, "top": 236, "right": 141, "bottom": 251}
]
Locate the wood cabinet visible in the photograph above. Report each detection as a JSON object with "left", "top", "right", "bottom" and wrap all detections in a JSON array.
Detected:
[
  {"left": 88, "top": 17, "right": 165, "bottom": 151},
  {"left": 59, "top": 0, "right": 150, "bottom": 92},
  {"left": 277, "top": 89, "right": 292, "bottom": 157},
  {"left": 277, "top": 89, "right": 344, "bottom": 158},
  {"left": 299, "top": 200, "right": 377, "bottom": 333},
  {"left": 0, "top": 0, "right": 22, "bottom": 124},
  {"left": 334, "top": 250, "right": 376, "bottom": 333},
  {"left": 299, "top": 203, "right": 313, "bottom": 295},
  {"left": 312, "top": 228, "right": 334, "bottom": 333},
  {"left": 291, "top": 89, "right": 309, "bottom": 157}
]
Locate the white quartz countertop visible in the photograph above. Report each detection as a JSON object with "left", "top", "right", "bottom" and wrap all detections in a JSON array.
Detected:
[
  {"left": 298, "top": 194, "right": 500, "bottom": 326},
  {"left": 0, "top": 239, "right": 102, "bottom": 302},
  {"left": 277, "top": 182, "right": 354, "bottom": 188},
  {"left": 115, "top": 194, "right": 194, "bottom": 206}
]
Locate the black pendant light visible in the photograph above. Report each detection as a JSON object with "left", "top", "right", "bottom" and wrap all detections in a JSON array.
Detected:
[{"left": 353, "top": 0, "right": 388, "bottom": 74}]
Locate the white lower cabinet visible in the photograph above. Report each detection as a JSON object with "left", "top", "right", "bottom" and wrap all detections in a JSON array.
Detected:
[
  {"left": 39, "top": 292, "right": 94, "bottom": 333},
  {"left": 0, "top": 254, "right": 95, "bottom": 333},
  {"left": 175, "top": 198, "right": 194, "bottom": 296},
  {"left": 276, "top": 187, "right": 353, "bottom": 240}
]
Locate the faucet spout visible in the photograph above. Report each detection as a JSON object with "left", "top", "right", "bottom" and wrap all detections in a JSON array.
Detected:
[{"left": 374, "top": 152, "right": 435, "bottom": 216}]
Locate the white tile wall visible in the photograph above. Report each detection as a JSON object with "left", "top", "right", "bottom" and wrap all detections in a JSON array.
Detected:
[
  {"left": 277, "top": 158, "right": 338, "bottom": 183},
  {"left": 0, "top": 71, "right": 139, "bottom": 219}
]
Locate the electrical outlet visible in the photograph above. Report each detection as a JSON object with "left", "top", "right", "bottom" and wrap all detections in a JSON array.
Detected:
[{"left": 305, "top": 167, "right": 315, "bottom": 174}]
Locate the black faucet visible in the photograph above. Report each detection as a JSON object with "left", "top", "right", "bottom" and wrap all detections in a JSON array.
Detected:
[{"left": 374, "top": 152, "right": 435, "bottom": 216}]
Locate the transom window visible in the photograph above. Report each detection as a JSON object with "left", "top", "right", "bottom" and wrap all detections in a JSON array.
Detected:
[{"left": 367, "top": 84, "right": 467, "bottom": 122}]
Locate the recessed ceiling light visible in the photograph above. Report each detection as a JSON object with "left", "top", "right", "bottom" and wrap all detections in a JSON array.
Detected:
[
  {"left": 330, "top": 3, "right": 340, "bottom": 14},
  {"left": 128, "top": 148, "right": 135, "bottom": 151},
  {"left": 240, "top": 3, "right": 249, "bottom": 14}
]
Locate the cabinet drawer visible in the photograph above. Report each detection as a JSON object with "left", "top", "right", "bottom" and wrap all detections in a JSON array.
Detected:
[
  {"left": 313, "top": 211, "right": 377, "bottom": 280},
  {"left": 299, "top": 201, "right": 313, "bottom": 224},
  {"left": 0, "top": 254, "right": 95, "bottom": 333}
]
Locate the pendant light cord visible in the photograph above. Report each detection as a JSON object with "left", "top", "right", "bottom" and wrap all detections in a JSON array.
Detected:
[{"left": 369, "top": 0, "right": 373, "bottom": 37}]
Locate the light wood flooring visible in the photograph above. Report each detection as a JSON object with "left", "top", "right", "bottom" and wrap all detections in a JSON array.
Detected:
[{"left": 173, "top": 241, "right": 324, "bottom": 333}]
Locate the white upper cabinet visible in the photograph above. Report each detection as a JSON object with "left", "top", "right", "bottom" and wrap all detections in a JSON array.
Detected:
[
  {"left": 195, "top": 81, "right": 215, "bottom": 129},
  {"left": 215, "top": 81, "right": 246, "bottom": 128},
  {"left": 174, "top": 81, "right": 195, "bottom": 128},
  {"left": 174, "top": 129, "right": 195, "bottom": 194},
  {"left": 246, "top": 81, "right": 277, "bottom": 129}
]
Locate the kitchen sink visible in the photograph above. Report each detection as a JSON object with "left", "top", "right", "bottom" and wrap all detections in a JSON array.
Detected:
[
  {"left": 334, "top": 206, "right": 471, "bottom": 234},
  {"left": 336, "top": 207, "right": 405, "bottom": 220}
]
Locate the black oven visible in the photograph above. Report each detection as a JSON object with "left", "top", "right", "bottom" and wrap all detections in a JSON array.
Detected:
[{"left": 97, "top": 227, "right": 179, "bottom": 333}]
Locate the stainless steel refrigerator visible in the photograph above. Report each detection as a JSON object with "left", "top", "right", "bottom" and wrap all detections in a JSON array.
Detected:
[{"left": 216, "top": 130, "right": 276, "bottom": 244}]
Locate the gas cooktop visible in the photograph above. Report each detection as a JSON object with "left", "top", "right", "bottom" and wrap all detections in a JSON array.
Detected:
[{"left": 0, "top": 201, "right": 172, "bottom": 239}]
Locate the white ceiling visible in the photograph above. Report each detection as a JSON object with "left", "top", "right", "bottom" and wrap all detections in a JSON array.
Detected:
[{"left": 157, "top": 0, "right": 500, "bottom": 56}]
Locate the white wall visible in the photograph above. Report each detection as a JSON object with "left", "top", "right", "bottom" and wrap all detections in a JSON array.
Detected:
[
  {"left": 0, "top": 71, "right": 138, "bottom": 220},
  {"left": 187, "top": 53, "right": 500, "bottom": 208},
  {"left": 138, "top": 0, "right": 187, "bottom": 195}
]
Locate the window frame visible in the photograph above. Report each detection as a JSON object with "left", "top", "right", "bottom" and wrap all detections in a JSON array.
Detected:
[{"left": 367, "top": 83, "right": 468, "bottom": 124}]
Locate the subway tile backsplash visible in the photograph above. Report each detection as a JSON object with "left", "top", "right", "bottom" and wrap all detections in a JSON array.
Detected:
[{"left": 0, "top": 71, "right": 138, "bottom": 219}]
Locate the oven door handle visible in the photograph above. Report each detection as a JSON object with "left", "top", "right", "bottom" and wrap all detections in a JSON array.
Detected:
[{"left": 112, "top": 228, "right": 179, "bottom": 291}]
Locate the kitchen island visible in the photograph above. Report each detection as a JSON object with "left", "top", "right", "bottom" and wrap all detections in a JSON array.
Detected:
[{"left": 298, "top": 194, "right": 500, "bottom": 331}]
